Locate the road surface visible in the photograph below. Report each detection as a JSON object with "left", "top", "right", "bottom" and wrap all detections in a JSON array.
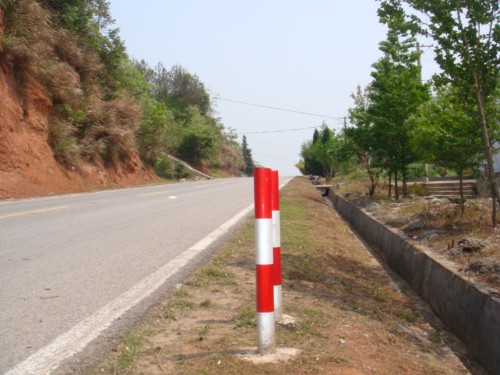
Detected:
[{"left": 0, "top": 177, "right": 291, "bottom": 374}]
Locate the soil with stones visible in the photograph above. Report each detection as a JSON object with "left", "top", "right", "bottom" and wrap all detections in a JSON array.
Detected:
[{"left": 356, "top": 193, "right": 500, "bottom": 293}]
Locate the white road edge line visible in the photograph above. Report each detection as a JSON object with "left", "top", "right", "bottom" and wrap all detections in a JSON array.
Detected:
[
  {"left": 7, "top": 205, "right": 253, "bottom": 375},
  {"left": 6, "top": 176, "right": 293, "bottom": 375}
]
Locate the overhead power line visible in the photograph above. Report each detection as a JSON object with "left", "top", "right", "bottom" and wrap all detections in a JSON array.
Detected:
[
  {"left": 236, "top": 124, "right": 343, "bottom": 135},
  {"left": 213, "top": 97, "right": 343, "bottom": 120}
]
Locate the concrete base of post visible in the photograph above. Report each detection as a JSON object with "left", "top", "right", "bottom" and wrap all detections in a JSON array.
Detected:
[
  {"left": 236, "top": 347, "right": 301, "bottom": 364},
  {"left": 257, "top": 312, "right": 275, "bottom": 355}
]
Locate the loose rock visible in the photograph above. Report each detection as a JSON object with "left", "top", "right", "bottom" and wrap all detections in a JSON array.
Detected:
[
  {"left": 404, "top": 217, "right": 425, "bottom": 232},
  {"left": 452, "top": 238, "right": 486, "bottom": 253},
  {"left": 464, "top": 258, "right": 500, "bottom": 283}
]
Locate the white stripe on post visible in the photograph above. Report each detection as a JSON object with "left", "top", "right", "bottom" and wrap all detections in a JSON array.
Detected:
[
  {"left": 254, "top": 167, "right": 275, "bottom": 355},
  {"left": 271, "top": 170, "right": 283, "bottom": 321},
  {"left": 255, "top": 219, "right": 273, "bottom": 264}
]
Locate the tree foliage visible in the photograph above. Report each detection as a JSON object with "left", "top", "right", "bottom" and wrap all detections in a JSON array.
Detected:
[
  {"left": 0, "top": 0, "right": 246, "bottom": 177},
  {"left": 378, "top": 0, "right": 500, "bottom": 216},
  {"left": 409, "top": 85, "right": 484, "bottom": 200},
  {"left": 346, "top": 85, "right": 383, "bottom": 197},
  {"left": 367, "top": 28, "right": 430, "bottom": 197},
  {"left": 300, "top": 124, "right": 344, "bottom": 182},
  {"left": 241, "top": 135, "right": 255, "bottom": 176}
]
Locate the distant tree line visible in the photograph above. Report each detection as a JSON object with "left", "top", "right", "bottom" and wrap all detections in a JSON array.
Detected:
[{"left": 299, "top": 0, "right": 498, "bottom": 225}]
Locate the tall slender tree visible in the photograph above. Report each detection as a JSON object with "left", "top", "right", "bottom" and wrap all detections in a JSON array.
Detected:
[
  {"left": 347, "top": 85, "right": 383, "bottom": 197},
  {"left": 367, "top": 29, "right": 430, "bottom": 198},
  {"left": 378, "top": 0, "right": 500, "bottom": 222},
  {"left": 242, "top": 135, "right": 255, "bottom": 176}
]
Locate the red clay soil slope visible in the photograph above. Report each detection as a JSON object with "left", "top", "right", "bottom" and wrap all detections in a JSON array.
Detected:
[{"left": 0, "top": 62, "right": 158, "bottom": 200}]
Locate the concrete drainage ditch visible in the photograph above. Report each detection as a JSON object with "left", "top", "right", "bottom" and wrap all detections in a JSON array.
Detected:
[{"left": 327, "top": 191, "right": 499, "bottom": 375}]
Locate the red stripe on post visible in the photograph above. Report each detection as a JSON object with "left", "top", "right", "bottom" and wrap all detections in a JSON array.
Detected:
[
  {"left": 256, "top": 264, "right": 274, "bottom": 312},
  {"left": 254, "top": 168, "right": 272, "bottom": 219},
  {"left": 273, "top": 247, "right": 282, "bottom": 285}
]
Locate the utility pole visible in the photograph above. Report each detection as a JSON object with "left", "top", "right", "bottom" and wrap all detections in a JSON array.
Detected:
[{"left": 416, "top": 42, "right": 422, "bottom": 83}]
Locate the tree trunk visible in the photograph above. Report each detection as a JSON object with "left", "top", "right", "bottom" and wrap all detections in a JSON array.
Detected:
[
  {"left": 472, "top": 72, "right": 499, "bottom": 226},
  {"left": 402, "top": 166, "right": 408, "bottom": 197},
  {"left": 494, "top": 196, "right": 497, "bottom": 228},
  {"left": 395, "top": 171, "right": 399, "bottom": 200},
  {"left": 366, "top": 162, "right": 378, "bottom": 198},
  {"left": 388, "top": 172, "right": 392, "bottom": 198},
  {"left": 459, "top": 172, "right": 464, "bottom": 201},
  {"left": 369, "top": 174, "right": 378, "bottom": 197},
  {"left": 459, "top": 170, "right": 465, "bottom": 214}
]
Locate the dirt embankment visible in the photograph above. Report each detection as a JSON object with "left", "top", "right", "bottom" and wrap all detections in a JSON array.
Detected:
[{"left": 0, "top": 61, "right": 158, "bottom": 200}]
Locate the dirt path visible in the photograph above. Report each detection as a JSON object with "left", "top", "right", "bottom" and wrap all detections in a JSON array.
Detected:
[{"left": 92, "top": 177, "right": 485, "bottom": 375}]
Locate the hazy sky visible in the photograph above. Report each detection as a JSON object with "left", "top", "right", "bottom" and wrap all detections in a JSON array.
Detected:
[{"left": 108, "top": 1, "right": 439, "bottom": 176}]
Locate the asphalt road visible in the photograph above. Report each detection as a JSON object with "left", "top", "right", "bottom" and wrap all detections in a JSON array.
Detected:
[{"left": 0, "top": 177, "right": 291, "bottom": 374}]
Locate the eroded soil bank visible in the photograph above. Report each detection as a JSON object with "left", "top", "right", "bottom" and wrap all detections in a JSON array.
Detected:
[{"left": 0, "top": 62, "right": 158, "bottom": 201}]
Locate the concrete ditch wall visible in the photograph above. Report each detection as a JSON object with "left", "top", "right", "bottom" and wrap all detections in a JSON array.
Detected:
[{"left": 327, "top": 192, "right": 500, "bottom": 375}]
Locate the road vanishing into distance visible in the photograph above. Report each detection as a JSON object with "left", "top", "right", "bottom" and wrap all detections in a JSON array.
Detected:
[{"left": 0, "top": 177, "right": 292, "bottom": 374}]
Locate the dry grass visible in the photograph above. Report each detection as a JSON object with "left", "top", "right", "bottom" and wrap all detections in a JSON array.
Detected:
[
  {"left": 48, "top": 119, "right": 80, "bottom": 167},
  {"left": 1, "top": 0, "right": 141, "bottom": 169},
  {"left": 91, "top": 177, "right": 477, "bottom": 375}
]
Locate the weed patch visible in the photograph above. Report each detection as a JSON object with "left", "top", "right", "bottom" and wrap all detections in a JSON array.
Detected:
[
  {"left": 157, "top": 299, "right": 194, "bottom": 320},
  {"left": 105, "top": 331, "right": 145, "bottom": 373}
]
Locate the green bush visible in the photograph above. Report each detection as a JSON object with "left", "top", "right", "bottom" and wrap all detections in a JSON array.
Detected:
[
  {"left": 407, "top": 183, "right": 430, "bottom": 196},
  {"left": 48, "top": 120, "right": 80, "bottom": 166},
  {"left": 406, "top": 163, "right": 424, "bottom": 180},
  {"left": 153, "top": 154, "right": 189, "bottom": 179}
]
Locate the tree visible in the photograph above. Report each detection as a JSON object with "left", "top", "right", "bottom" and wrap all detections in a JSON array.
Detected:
[
  {"left": 302, "top": 128, "right": 323, "bottom": 176},
  {"left": 152, "top": 63, "right": 211, "bottom": 116},
  {"left": 177, "top": 106, "right": 217, "bottom": 165},
  {"left": 410, "top": 86, "right": 484, "bottom": 202},
  {"left": 367, "top": 29, "right": 430, "bottom": 198},
  {"left": 378, "top": 0, "right": 500, "bottom": 221},
  {"left": 137, "top": 98, "right": 175, "bottom": 163},
  {"left": 40, "top": 0, "right": 127, "bottom": 93},
  {"left": 241, "top": 135, "right": 255, "bottom": 176},
  {"left": 347, "top": 85, "right": 383, "bottom": 197},
  {"left": 313, "top": 125, "right": 341, "bottom": 182},
  {"left": 300, "top": 124, "right": 343, "bottom": 182}
]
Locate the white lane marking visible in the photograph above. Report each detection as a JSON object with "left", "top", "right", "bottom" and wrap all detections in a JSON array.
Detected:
[
  {"left": 6, "top": 176, "right": 293, "bottom": 375},
  {"left": 138, "top": 191, "right": 169, "bottom": 197},
  {"left": 169, "top": 196, "right": 177, "bottom": 200},
  {"left": 6, "top": 203, "right": 255, "bottom": 375}
]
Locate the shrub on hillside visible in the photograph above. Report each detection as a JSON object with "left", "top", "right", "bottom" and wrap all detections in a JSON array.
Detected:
[{"left": 82, "top": 88, "right": 140, "bottom": 165}]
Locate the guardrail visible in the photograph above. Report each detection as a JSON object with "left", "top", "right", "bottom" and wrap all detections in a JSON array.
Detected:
[{"left": 166, "top": 154, "right": 212, "bottom": 180}]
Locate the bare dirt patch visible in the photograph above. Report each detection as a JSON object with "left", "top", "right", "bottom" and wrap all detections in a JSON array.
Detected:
[{"left": 91, "top": 177, "right": 484, "bottom": 375}]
